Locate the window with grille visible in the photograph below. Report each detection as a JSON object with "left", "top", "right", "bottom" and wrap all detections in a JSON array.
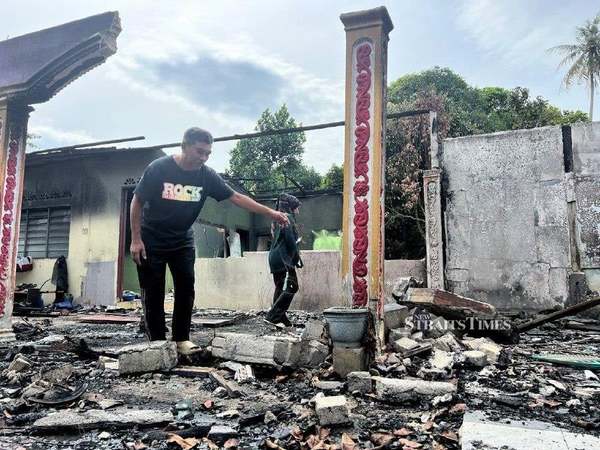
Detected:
[{"left": 18, "top": 207, "right": 71, "bottom": 258}]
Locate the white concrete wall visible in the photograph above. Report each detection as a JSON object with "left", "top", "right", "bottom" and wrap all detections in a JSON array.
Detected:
[
  {"left": 571, "top": 122, "right": 600, "bottom": 291},
  {"left": 442, "top": 126, "right": 571, "bottom": 310},
  {"left": 194, "top": 251, "right": 425, "bottom": 311}
]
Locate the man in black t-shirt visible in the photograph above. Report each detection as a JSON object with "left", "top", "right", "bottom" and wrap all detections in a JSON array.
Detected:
[{"left": 131, "top": 127, "right": 289, "bottom": 356}]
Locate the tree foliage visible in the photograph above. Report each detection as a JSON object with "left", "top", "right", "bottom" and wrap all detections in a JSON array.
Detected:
[
  {"left": 549, "top": 13, "right": 600, "bottom": 120},
  {"left": 385, "top": 67, "right": 589, "bottom": 259},
  {"left": 321, "top": 164, "right": 344, "bottom": 189},
  {"left": 227, "top": 105, "right": 322, "bottom": 193}
]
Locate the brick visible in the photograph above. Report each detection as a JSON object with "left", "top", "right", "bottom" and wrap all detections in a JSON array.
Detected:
[
  {"left": 315, "top": 395, "right": 349, "bottom": 425},
  {"left": 333, "top": 346, "right": 367, "bottom": 377},
  {"left": 117, "top": 341, "right": 177, "bottom": 375},
  {"left": 347, "top": 371, "right": 372, "bottom": 394}
]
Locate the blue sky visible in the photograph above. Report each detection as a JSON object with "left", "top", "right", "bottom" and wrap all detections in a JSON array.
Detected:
[{"left": 2, "top": 0, "right": 598, "bottom": 173}]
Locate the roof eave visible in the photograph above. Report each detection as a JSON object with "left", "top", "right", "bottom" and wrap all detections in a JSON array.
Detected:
[{"left": 0, "top": 12, "right": 121, "bottom": 104}]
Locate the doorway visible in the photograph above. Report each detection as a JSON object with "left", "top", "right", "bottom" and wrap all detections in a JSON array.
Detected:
[{"left": 116, "top": 187, "right": 174, "bottom": 300}]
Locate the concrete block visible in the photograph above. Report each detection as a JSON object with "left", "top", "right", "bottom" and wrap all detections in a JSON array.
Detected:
[
  {"left": 314, "top": 381, "right": 344, "bottom": 392},
  {"left": 117, "top": 341, "right": 177, "bottom": 375},
  {"left": 207, "top": 425, "right": 238, "bottom": 444},
  {"left": 273, "top": 338, "right": 301, "bottom": 366},
  {"left": 33, "top": 408, "right": 173, "bottom": 431},
  {"left": 333, "top": 346, "right": 367, "bottom": 377},
  {"left": 373, "top": 377, "right": 456, "bottom": 403},
  {"left": 299, "top": 340, "right": 329, "bottom": 368},
  {"left": 392, "top": 337, "right": 419, "bottom": 354},
  {"left": 98, "top": 356, "right": 119, "bottom": 371},
  {"left": 274, "top": 339, "right": 329, "bottom": 368},
  {"left": 347, "top": 371, "right": 372, "bottom": 394},
  {"left": 463, "top": 338, "right": 501, "bottom": 364},
  {"left": 302, "top": 319, "right": 327, "bottom": 341},
  {"left": 213, "top": 332, "right": 297, "bottom": 366},
  {"left": 383, "top": 303, "right": 409, "bottom": 331},
  {"left": 8, "top": 354, "right": 32, "bottom": 372},
  {"left": 463, "top": 350, "right": 487, "bottom": 367},
  {"left": 431, "top": 350, "right": 454, "bottom": 371},
  {"left": 315, "top": 395, "right": 349, "bottom": 425},
  {"left": 390, "top": 276, "right": 420, "bottom": 300},
  {"left": 389, "top": 327, "right": 411, "bottom": 342},
  {"left": 434, "top": 333, "right": 463, "bottom": 353}
]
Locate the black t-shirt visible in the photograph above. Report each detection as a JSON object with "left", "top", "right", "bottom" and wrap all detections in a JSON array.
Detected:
[{"left": 134, "top": 155, "right": 234, "bottom": 251}]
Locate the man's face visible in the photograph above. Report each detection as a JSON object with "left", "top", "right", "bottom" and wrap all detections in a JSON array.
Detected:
[{"left": 183, "top": 141, "right": 212, "bottom": 167}]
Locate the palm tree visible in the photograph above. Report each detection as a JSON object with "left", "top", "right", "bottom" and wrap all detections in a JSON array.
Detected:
[{"left": 549, "top": 14, "right": 600, "bottom": 120}]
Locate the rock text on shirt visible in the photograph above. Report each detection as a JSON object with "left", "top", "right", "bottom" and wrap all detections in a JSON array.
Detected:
[{"left": 161, "top": 183, "right": 203, "bottom": 202}]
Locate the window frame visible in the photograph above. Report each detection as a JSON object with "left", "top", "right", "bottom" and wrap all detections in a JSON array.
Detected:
[{"left": 18, "top": 205, "right": 71, "bottom": 259}]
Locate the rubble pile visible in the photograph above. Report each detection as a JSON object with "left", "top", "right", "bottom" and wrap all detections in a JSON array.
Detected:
[{"left": 1, "top": 302, "right": 599, "bottom": 449}]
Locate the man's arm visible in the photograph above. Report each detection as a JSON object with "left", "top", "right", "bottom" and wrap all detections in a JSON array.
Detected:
[
  {"left": 228, "top": 192, "right": 289, "bottom": 226},
  {"left": 130, "top": 193, "right": 146, "bottom": 265}
]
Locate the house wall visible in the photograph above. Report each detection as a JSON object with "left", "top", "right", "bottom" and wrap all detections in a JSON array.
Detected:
[
  {"left": 194, "top": 251, "right": 425, "bottom": 310},
  {"left": 442, "top": 126, "right": 571, "bottom": 310},
  {"left": 17, "top": 150, "right": 163, "bottom": 305},
  {"left": 571, "top": 122, "right": 600, "bottom": 291},
  {"left": 254, "top": 193, "right": 343, "bottom": 250},
  {"left": 442, "top": 122, "right": 600, "bottom": 310}
]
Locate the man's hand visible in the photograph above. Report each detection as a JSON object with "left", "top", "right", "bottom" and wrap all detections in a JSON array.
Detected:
[
  {"left": 228, "top": 192, "right": 291, "bottom": 226},
  {"left": 271, "top": 210, "right": 290, "bottom": 227},
  {"left": 130, "top": 239, "right": 147, "bottom": 266}
]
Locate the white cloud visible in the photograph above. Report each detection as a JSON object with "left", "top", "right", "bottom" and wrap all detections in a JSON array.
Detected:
[
  {"left": 101, "top": 2, "right": 346, "bottom": 171},
  {"left": 28, "top": 124, "right": 96, "bottom": 147},
  {"left": 454, "top": 0, "right": 574, "bottom": 68}
]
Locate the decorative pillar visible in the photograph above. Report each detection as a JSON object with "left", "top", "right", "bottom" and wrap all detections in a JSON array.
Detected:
[
  {"left": 423, "top": 169, "right": 444, "bottom": 289},
  {"left": 340, "top": 7, "right": 393, "bottom": 347},
  {"left": 0, "top": 101, "right": 31, "bottom": 342}
]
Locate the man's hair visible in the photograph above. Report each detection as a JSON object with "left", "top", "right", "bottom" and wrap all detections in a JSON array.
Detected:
[{"left": 182, "top": 127, "right": 213, "bottom": 147}]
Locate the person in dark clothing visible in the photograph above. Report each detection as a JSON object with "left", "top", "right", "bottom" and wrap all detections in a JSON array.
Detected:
[
  {"left": 130, "top": 127, "right": 289, "bottom": 356},
  {"left": 266, "top": 193, "right": 303, "bottom": 327}
]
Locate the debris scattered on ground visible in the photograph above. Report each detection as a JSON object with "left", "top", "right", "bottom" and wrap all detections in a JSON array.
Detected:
[{"left": 2, "top": 304, "right": 600, "bottom": 448}]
